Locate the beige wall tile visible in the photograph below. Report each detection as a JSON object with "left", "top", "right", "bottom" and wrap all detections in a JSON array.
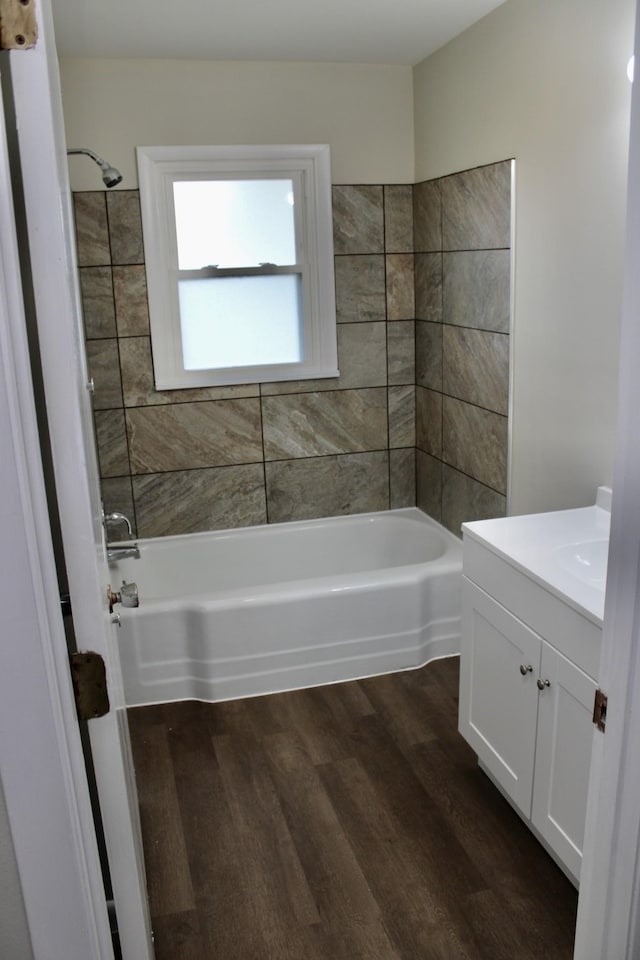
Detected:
[
  {"left": 386, "top": 254, "right": 415, "bottom": 320},
  {"left": 79, "top": 267, "right": 116, "bottom": 339},
  {"left": 415, "top": 253, "right": 442, "bottom": 323},
  {"left": 387, "top": 320, "right": 415, "bottom": 386},
  {"left": 413, "top": 179, "right": 442, "bottom": 253},
  {"left": 94, "top": 409, "right": 129, "bottom": 478},
  {"left": 133, "top": 464, "right": 267, "bottom": 537},
  {"left": 443, "top": 250, "right": 511, "bottom": 333},
  {"left": 442, "top": 396, "right": 508, "bottom": 494},
  {"left": 265, "top": 452, "right": 389, "bottom": 522},
  {"left": 126, "top": 399, "right": 263, "bottom": 473},
  {"left": 86, "top": 339, "right": 122, "bottom": 410},
  {"left": 384, "top": 185, "right": 414, "bottom": 253},
  {"left": 443, "top": 326, "right": 509, "bottom": 415},
  {"left": 416, "top": 320, "right": 442, "bottom": 391},
  {"left": 107, "top": 190, "right": 144, "bottom": 264},
  {"left": 442, "top": 161, "right": 511, "bottom": 251},
  {"left": 335, "top": 322, "right": 387, "bottom": 389},
  {"left": 416, "top": 387, "right": 442, "bottom": 458},
  {"left": 416, "top": 450, "right": 442, "bottom": 522},
  {"left": 262, "top": 388, "right": 388, "bottom": 460},
  {"left": 388, "top": 385, "right": 415, "bottom": 448},
  {"left": 113, "top": 265, "right": 150, "bottom": 337},
  {"left": 390, "top": 447, "right": 416, "bottom": 508},
  {"left": 441, "top": 464, "right": 506, "bottom": 536},
  {"left": 332, "top": 185, "right": 384, "bottom": 255},
  {"left": 74, "top": 192, "right": 110, "bottom": 267},
  {"left": 335, "top": 255, "right": 386, "bottom": 323}
]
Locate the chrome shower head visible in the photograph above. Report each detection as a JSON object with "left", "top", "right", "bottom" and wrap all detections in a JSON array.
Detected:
[
  {"left": 99, "top": 162, "right": 123, "bottom": 188},
  {"left": 67, "top": 147, "right": 123, "bottom": 188}
]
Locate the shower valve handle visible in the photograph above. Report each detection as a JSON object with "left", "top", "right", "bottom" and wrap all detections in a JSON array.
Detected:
[{"left": 106, "top": 581, "right": 139, "bottom": 614}]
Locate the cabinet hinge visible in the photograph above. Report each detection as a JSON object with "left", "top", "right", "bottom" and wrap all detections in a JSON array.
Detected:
[
  {"left": 0, "top": 0, "right": 37, "bottom": 49},
  {"left": 70, "top": 652, "right": 110, "bottom": 721},
  {"left": 593, "top": 688, "right": 608, "bottom": 733}
]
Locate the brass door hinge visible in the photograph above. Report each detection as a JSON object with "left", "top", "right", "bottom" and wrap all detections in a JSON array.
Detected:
[
  {"left": 593, "top": 688, "right": 608, "bottom": 733},
  {"left": 70, "top": 651, "right": 110, "bottom": 721},
  {"left": 0, "top": 0, "right": 37, "bottom": 50}
]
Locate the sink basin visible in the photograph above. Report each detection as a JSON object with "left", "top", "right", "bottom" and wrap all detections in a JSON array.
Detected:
[{"left": 553, "top": 539, "right": 608, "bottom": 587}]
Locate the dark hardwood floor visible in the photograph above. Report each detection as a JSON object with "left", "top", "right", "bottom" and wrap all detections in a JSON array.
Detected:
[{"left": 128, "top": 656, "right": 578, "bottom": 959}]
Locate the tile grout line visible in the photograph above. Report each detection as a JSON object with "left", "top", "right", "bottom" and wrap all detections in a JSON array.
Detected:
[
  {"left": 116, "top": 447, "right": 407, "bottom": 475},
  {"left": 102, "top": 191, "right": 137, "bottom": 538},
  {"left": 439, "top": 178, "right": 445, "bottom": 523},
  {"left": 382, "top": 185, "right": 392, "bottom": 509},
  {"left": 258, "top": 384, "right": 270, "bottom": 524}
]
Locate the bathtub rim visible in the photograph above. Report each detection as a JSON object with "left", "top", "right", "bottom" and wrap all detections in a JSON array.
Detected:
[
  {"left": 110, "top": 506, "right": 462, "bottom": 610},
  {"left": 110, "top": 505, "right": 461, "bottom": 558}
]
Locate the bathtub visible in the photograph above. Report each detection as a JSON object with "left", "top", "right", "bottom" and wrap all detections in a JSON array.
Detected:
[{"left": 110, "top": 507, "right": 462, "bottom": 706}]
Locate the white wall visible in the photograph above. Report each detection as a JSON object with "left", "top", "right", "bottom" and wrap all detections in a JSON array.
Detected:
[
  {"left": 59, "top": 59, "right": 414, "bottom": 189},
  {"left": 414, "top": 0, "right": 635, "bottom": 514}
]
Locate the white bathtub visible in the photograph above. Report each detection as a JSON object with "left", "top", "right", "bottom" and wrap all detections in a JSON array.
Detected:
[{"left": 111, "top": 507, "right": 462, "bottom": 706}]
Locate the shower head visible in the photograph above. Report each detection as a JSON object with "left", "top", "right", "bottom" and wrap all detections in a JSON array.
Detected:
[
  {"left": 100, "top": 163, "right": 123, "bottom": 189},
  {"left": 67, "top": 147, "right": 123, "bottom": 188}
]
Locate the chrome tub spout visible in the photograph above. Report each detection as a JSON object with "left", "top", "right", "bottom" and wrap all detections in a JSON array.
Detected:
[{"left": 107, "top": 544, "right": 140, "bottom": 563}]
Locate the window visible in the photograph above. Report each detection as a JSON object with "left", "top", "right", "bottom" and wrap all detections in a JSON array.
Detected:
[{"left": 137, "top": 145, "right": 338, "bottom": 389}]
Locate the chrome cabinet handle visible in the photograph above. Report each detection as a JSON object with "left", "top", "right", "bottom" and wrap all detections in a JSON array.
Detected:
[
  {"left": 537, "top": 678, "right": 551, "bottom": 691},
  {"left": 519, "top": 664, "right": 533, "bottom": 675}
]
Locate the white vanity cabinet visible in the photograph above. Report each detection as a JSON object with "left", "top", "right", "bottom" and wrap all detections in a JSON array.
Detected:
[
  {"left": 531, "top": 637, "right": 596, "bottom": 878},
  {"left": 458, "top": 507, "right": 606, "bottom": 887}
]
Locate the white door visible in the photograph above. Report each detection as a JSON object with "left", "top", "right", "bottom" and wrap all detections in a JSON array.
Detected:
[
  {"left": 0, "top": 72, "right": 116, "bottom": 960},
  {"left": 459, "top": 578, "right": 540, "bottom": 817},
  {"left": 532, "top": 643, "right": 596, "bottom": 886},
  {"left": 4, "top": 2, "right": 153, "bottom": 957}
]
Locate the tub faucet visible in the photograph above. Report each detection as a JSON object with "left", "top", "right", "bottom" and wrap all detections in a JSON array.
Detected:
[
  {"left": 107, "top": 544, "right": 140, "bottom": 562},
  {"left": 103, "top": 511, "right": 133, "bottom": 539},
  {"left": 102, "top": 510, "right": 139, "bottom": 562},
  {"left": 107, "top": 580, "right": 139, "bottom": 613}
]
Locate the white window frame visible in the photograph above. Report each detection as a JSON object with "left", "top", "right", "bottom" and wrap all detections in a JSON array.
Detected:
[{"left": 137, "top": 144, "right": 338, "bottom": 389}]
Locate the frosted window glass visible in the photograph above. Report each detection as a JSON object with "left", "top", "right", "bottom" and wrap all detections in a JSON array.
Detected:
[
  {"left": 179, "top": 275, "right": 302, "bottom": 370},
  {"left": 173, "top": 179, "right": 296, "bottom": 269}
]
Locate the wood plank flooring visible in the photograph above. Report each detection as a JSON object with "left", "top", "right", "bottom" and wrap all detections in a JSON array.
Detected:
[{"left": 127, "top": 656, "right": 578, "bottom": 959}]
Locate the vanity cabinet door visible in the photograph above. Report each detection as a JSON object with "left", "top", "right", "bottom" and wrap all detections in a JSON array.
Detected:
[
  {"left": 459, "top": 578, "right": 541, "bottom": 818},
  {"left": 531, "top": 642, "right": 596, "bottom": 883}
]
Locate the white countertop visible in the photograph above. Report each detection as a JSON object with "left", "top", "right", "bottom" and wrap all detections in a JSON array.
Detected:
[{"left": 462, "top": 488, "right": 611, "bottom": 625}]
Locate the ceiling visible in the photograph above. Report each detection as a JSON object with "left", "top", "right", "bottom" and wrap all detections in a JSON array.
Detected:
[{"left": 51, "top": 0, "right": 507, "bottom": 66}]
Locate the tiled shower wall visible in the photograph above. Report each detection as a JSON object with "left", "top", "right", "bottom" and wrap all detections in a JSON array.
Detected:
[
  {"left": 75, "top": 160, "right": 510, "bottom": 540},
  {"left": 414, "top": 161, "right": 511, "bottom": 532},
  {"left": 75, "top": 185, "right": 417, "bottom": 539}
]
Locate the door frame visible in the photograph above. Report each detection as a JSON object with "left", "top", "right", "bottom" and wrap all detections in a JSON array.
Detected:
[
  {"left": 573, "top": 4, "right": 640, "bottom": 955},
  {"left": 0, "top": 0, "right": 152, "bottom": 957}
]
